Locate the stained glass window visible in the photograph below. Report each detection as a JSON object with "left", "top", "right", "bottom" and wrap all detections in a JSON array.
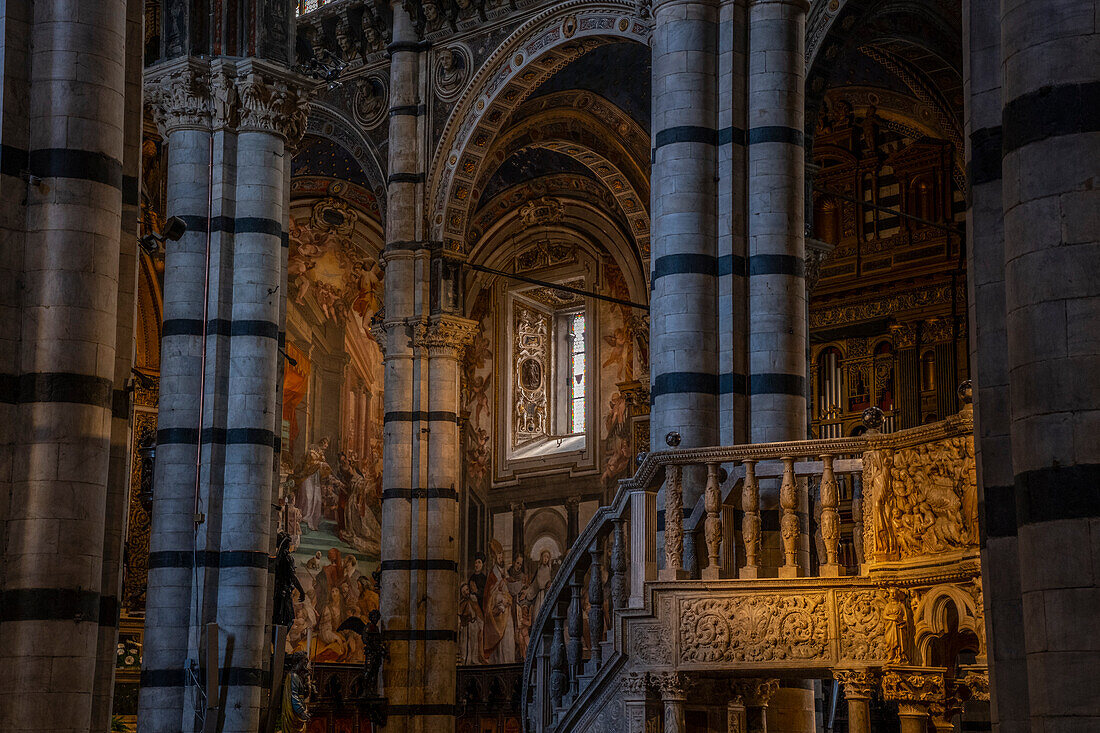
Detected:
[{"left": 569, "top": 312, "right": 586, "bottom": 433}]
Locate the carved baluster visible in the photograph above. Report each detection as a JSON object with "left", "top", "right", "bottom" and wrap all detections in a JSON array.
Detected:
[
  {"left": 549, "top": 608, "right": 567, "bottom": 711},
  {"left": 661, "top": 464, "right": 687, "bottom": 580},
  {"left": 819, "top": 454, "right": 842, "bottom": 576},
  {"left": 610, "top": 516, "right": 628, "bottom": 611},
  {"left": 779, "top": 456, "right": 801, "bottom": 577},
  {"left": 702, "top": 461, "right": 723, "bottom": 579},
  {"left": 587, "top": 540, "right": 605, "bottom": 668},
  {"left": 566, "top": 570, "right": 584, "bottom": 696},
  {"left": 741, "top": 460, "right": 761, "bottom": 579}
]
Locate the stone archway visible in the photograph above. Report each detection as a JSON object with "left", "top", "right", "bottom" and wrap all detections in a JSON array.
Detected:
[{"left": 426, "top": 0, "right": 651, "bottom": 250}]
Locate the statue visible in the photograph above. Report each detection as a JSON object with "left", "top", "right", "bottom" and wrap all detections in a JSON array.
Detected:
[
  {"left": 337, "top": 608, "right": 388, "bottom": 695},
  {"left": 280, "top": 652, "right": 313, "bottom": 733},
  {"left": 273, "top": 531, "right": 305, "bottom": 629},
  {"left": 883, "top": 588, "right": 909, "bottom": 664}
]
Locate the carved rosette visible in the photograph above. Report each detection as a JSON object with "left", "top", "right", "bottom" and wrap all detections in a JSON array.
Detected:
[
  {"left": 833, "top": 669, "right": 877, "bottom": 699},
  {"left": 679, "top": 594, "right": 828, "bottom": 664},
  {"left": 880, "top": 667, "right": 946, "bottom": 703},
  {"left": 411, "top": 315, "right": 479, "bottom": 358}
]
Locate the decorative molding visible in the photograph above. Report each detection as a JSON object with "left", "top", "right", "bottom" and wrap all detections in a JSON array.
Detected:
[
  {"left": 880, "top": 666, "right": 946, "bottom": 704},
  {"left": 412, "top": 314, "right": 480, "bottom": 356},
  {"left": 679, "top": 595, "right": 829, "bottom": 664},
  {"left": 833, "top": 669, "right": 877, "bottom": 699}
]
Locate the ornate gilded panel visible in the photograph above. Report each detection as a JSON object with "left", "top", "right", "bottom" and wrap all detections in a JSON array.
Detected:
[
  {"left": 513, "top": 304, "right": 549, "bottom": 443},
  {"left": 679, "top": 594, "right": 829, "bottom": 664}
]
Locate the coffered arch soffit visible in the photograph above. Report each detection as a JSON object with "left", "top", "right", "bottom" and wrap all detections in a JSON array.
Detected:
[
  {"left": 464, "top": 193, "right": 648, "bottom": 313},
  {"left": 472, "top": 93, "right": 651, "bottom": 252},
  {"left": 426, "top": 0, "right": 652, "bottom": 251},
  {"left": 304, "top": 101, "right": 388, "bottom": 222}
]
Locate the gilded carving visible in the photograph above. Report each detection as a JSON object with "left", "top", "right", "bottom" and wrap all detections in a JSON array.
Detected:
[
  {"left": 837, "top": 589, "right": 891, "bottom": 661},
  {"left": 880, "top": 667, "right": 946, "bottom": 703},
  {"left": 679, "top": 595, "right": 828, "bottom": 664},
  {"left": 513, "top": 305, "right": 549, "bottom": 442},
  {"left": 871, "top": 436, "right": 978, "bottom": 560},
  {"left": 411, "top": 315, "right": 478, "bottom": 356},
  {"left": 833, "top": 669, "right": 877, "bottom": 699}
]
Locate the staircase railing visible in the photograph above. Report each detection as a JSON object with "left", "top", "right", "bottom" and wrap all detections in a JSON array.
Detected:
[{"left": 521, "top": 407, "right": 976, "bottom": 732}]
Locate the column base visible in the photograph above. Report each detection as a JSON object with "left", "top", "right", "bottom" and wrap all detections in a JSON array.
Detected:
[
  {"left": 701, "top": 566, "right": 722, "bottom": 580},
  {"left": 660, "top": 568, "right": 690, "bottom": 581},
  {"left": 819, "top": 563, "right": 844, "bottom": 577},
  {"left": 740, "top": 566, "right": 761, "bottom": 579},
  {"left": 778, "top": 565, "right": 802, "bottom": 578}
]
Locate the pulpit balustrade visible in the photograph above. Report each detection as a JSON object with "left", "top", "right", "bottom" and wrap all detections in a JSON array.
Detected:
[{"left": 521, "top": 402, "right": 987, "bottom": 732}]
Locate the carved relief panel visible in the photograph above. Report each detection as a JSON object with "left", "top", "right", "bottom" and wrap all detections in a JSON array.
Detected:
[{"left": 514, "top": 303, "right": 550, "bottom": 444}]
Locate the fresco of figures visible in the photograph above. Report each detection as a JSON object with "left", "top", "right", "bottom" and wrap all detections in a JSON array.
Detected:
[{"left": 279, "top": 197, "right": 386, "bottom": 665}]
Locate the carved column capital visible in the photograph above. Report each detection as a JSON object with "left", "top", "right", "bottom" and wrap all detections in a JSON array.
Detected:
[
  {"left": 735, "top": 678, "right": 779, "bottom": 707},
  {"left": 144, "top": 58, "right": 214, "bottom": 136},
  {"left": 652, "top": 671, "right": 688, "bottom": 700},
  {"left": 234, "top": 62, "right": 313, "bottom": 145},
  {"left": 620, "top": 671, "right": 648, "bottom": 698},
  {"left": 921, "top": 317, "right": 954, "bottom": 344},
  {"left": 833, "top": 669, "right": 877, "bottom": 700},
  {"left": 411, "top": 315, "right": 479, "bottom": 357},
  {"left": 565, "top": 495, "right": 581, "bottom": 510},
  {"left": 510, "top": 501, "right": 526, "bottom": 517},
  {"left": 144, "top": 57, "right": 314, "bottom": 144},
  {"left": 881, "top": 666, "right": 947, "bottom": 704},
  {"left": 889, "top": 321, "right": 919, "bottom": 349}
]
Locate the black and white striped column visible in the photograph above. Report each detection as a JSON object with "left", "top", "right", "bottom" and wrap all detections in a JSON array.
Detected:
[
  {"left": 140, "top": 63, "right": 217, "bottom": 731},
  {"left": 717, "top": 0, "right": 750, "bottom": 445},
  {"left": 91, "top": 0, "right": 146, "bottom": 729},
  {"left": 1000, "top": 0, "right": 1100, "bottom": 726},
  {"left": 963, "top": 0, "right": 1030, "bottom": 725},
  {"left": 0, "top": 0, "right": 129, "bottom": 729},
  {"left": 650, "top": 0, "right": 720, "bottom": 469},
  {"left": 379, "top": 4, "right": 430, "bottom": 728},
  {"left": 746, "top": 0, "right": 809, "bottom": 445},
  {"left": 139, "top": 58, "right": 307, "bottom": 733}
]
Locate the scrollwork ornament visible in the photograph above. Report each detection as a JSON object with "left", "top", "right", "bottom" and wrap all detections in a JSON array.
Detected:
[
  {"left": 679, "top": 595, "right": 828, "bottom": 663},
  {"left": 632, "top": 622, "right": 671, "bottom": 666},
  {"left": 880, "top": 667, "right": 945, "bottom": 703},
  {"left": 620, "top": 671, "right": 648, "bottom": 697},
  {"left": 652, "top": 671, "right": 686, "bottom": 700}
]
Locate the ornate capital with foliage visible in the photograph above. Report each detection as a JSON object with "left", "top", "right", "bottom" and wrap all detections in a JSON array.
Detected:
[
  {"left": 411, "top": 315, "right": 479, "bottom": 357},
  {"left": 833, "top": 669, "right": 877, "bottom": 699},
  {"left": 735, "top": 678, "right": 779, "bottom": 707},
  {"left": 144, "top": 57, "right": 313, "bottom": 145},
  {"left": 651, "top": 671, "right": 687, "bottom": 700},
  {"left": 881, "top": 666, "right": 946, "bottom": 703},
  {"left": 620, "top": 671, "right": 648, "bottom": 697}
]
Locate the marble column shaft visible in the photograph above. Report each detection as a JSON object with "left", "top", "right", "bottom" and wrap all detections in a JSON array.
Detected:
[
  {"left": 1000, "top": 0, "right": 1100, "bottom": 727},
  {"left": 0, "top": 1, "right": 129, "bottom": 730}
]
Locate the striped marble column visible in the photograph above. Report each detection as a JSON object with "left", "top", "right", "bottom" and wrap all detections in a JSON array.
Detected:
[
  {"left": 746, "top": 0, "right": 809, "bottom": 445},
  {"left": 379, "top": 4, "right": 430, "bottom": 729},
  {"left": 0, "top": 0, "right": 128, "bottom": 730},
  {"left": 91, "top": 1, "right": 146, "bottom": 729},
  {"left": 717, "top": 0, "right": 750, "bottom": 445},
  {"left": 963, "top": 0, "right": 1030, "bottom": 726},
  {"left": 140, "top": 63, "right": 218, "bottom": 732},
  {"left": 1000, "top": 0, "right": 1100, "bottom": 727},
  {"left": 139, "top": 58, "right": 307, "bottom": 733},
  {"left": 419, "top": 316, "right": 477, "bottom": 724},
  {"left": 214, "top": 66, "right": 299, "bottom": 731},
  {"left": 649, "top": 0, "right": 720, "bottom": 494}
]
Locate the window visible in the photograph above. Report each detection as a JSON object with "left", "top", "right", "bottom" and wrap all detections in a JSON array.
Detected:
[{"left": 568, "top": 312, "right": 586, "bottom": 434}]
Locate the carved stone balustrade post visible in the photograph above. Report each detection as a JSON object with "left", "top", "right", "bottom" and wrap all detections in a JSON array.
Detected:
[
  {"left": 661, "top": 464, "right": 689, "bottom": 580},
  {"left": 741, "top": 460, "right": 761, "bottom": 578},
  {"left": 621, "top": 671, "right": 649, "bottom": 733},
  {"left": 610, "top": 517, "right": 628, "bottom": 611},
  {"left": 567, "top": 570, "right": 584, "bottom": 696},
  {"left": 655, "top": 672, "right": 688, "bottom": 733},
  {"left": 549, "top": 608, "right": 567, "bottom": 711},
  {"left": 833, "top": 669, "right": 876, "bottom": 733},
  {"left": 727, "top": 692, "right": 747, "bottom": 733},
  {"left": 779, "top": 457, "right": 801, "bottom": 577},
  {"left": 587, "top": 540, "right": 605, "bottom": 668},
  {"left": 629, "top": 488, "right": 658, "bottom": 608},
  {"left": 736, "top": 678, "right": 779, "bottom": 733},
  {"left": 702, "top": 462, "right": 724, "bottom": 579},
  {"left": 819, "top": 454, "right": 842, "bottom": 576}
]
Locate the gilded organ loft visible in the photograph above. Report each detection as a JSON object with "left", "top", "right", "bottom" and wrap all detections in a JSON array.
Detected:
[{"left": 0, "top": 0, "right": 1097, "bottom": 732}]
